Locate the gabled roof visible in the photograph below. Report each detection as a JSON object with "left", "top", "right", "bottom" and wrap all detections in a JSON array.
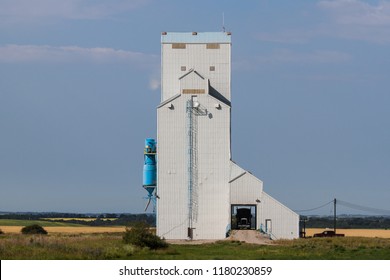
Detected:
[{"left": 179, "top": 69, "right": 205, "bottom": 80}]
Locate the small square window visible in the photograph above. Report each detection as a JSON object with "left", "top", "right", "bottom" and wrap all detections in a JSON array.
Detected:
[
  {"left": 206, "top": 43, "right": 220, "bottom": 49},
  {"left": 172, "top": 43, "right": 186, "bottom": 49},
  {"left": 181, "top": 66, "right": 186, "bottom": 71},
  {"left": 210, "top": 66, "right": 215, "bottom": 71}
]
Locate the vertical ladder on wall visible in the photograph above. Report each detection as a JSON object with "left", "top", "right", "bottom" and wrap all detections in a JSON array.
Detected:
[
  {"left": 191, "top": 100, "right": 199, "bottom": 224},
  {"left": 186, "top": 98, "right": 199, "bottom": 238}
]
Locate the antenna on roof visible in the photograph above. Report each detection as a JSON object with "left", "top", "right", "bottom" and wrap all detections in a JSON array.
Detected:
[{"left": 222, "top": 12, "right": 226, "bottom": 32}]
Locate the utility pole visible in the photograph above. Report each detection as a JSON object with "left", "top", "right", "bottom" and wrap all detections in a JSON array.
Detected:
[{"left": 334, "top": 198, "right": 337, "bottom": 234}]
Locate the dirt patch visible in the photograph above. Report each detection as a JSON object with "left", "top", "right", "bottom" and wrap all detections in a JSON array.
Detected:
[
  {"left": 228, "top": 230, "right": 273, "bottom": 245},
  {"left": 167, "top": 230, "right": 273, "bottom": 245},
  {"left": 167, "top": 239, "right": 218, "bottom": 245}
]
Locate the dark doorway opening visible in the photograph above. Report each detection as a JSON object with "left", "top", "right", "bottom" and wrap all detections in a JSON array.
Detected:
[{"left": 231, "top": 205, "right": 256, "bottom": 230}]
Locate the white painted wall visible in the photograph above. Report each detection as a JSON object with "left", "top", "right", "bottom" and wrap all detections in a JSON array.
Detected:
[
  {"left": 259, "top": 192, "right": 300, "bottom": 239},
  {"left": 162, "top": 43, "right": 231, "bottom": 102},
  {"left": 156, "top": 95, "right": 188, "bottom": 239},
  {"left": 157, "top": 92, "right": 232, "bottom": 239},
  {"left": 157, "top": 32, "right": 299, "bottom": 240}
]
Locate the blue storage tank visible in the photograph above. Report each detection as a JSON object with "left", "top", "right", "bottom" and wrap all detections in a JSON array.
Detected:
[{"left": 143, "top": 138, "right": 157, "bottom": 187}]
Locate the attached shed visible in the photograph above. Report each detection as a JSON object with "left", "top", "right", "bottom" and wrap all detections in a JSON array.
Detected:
[{"left": 230, "top": 161, "right": 299, "bottom": 239}]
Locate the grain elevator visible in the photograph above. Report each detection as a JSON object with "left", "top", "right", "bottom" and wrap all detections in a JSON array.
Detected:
[{"left": 145, "top": 32, "right": 299, "bottom": 240}]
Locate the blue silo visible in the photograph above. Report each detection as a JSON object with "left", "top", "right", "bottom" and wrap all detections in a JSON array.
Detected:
[{"left": 143, "top": 138, "right": 157, "bottom": 211}]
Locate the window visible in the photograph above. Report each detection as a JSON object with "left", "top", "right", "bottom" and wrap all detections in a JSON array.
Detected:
[
  {"left": 172, "top": 43, "right": 186, "bottom": 49},
  {"left": 206, "top": 43, "right": 220, "bottom": 49},
  {"left": 182, "top": 89, "right": 205, "bottom": 94},
  {"left": 210, "top": 66, "right": 215, "bottom": 71},
  {"left": 181, "top": 66, "right": 186, "bottom": 71}
]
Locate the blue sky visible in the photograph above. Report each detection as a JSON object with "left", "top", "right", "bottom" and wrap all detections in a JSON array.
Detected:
[{"left": 0, "top": 0, "right": 389, "bottom": 215}]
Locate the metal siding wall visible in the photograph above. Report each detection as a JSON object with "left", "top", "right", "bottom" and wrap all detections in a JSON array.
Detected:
[
  {"left": 161, "top": 44, "right": 181, "bottom": 101},
  {"left": 158, "top": 34, "right": 232, "bottom": 239},
  {"left": 229, "top": 162, "right": 246, "bottom": 181},
  {"left": 259, "top": 192, "right": 300, "bottom": 240},
  {"left": 158, "top": 33, "right": 300, "bottom": 240},
  {"left": 230, "top": 172, "right": 263, "bottom": 205},
  {"left": 193, "top": 95, "right": 231, "bottom": 239},
  {"left": 229, "top": 171, "right": 299, "bottom": 239},
  {"left": 156, "top": 97, "right": 188, "bottom": 239},
  {"left": 180, "top": 72, "right": 208, "bottom": 94},
  {"left": 158, "top": 33, "right": 300, "bottom": 241},
  {"left": 157, "top": 94, "right": 232, "bottom": 239},
  {"left": 162, "top": 43, "right": 230, "bottom": 102}
]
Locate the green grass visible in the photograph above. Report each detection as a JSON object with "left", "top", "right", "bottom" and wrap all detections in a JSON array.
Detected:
[
  {"left": 0, "top": 219, "right": 85, "bottom": 227},
  {"left": 1, "top": 232, "right": 390, "bottom": 260}
]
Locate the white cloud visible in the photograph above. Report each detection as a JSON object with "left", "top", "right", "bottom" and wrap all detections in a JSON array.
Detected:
[
  {"left": 254, "top": 29, "right": 316, "bottom": 44},
  {"left": 319, "top": 0, "right": 390, "bottom": 26},
  {"left": 255, "top": 1, "right": 390, "bottom": 45},
  {"left": 256, "top": 49, "right": 352, "bottom": 64},
  {"left": 318, "top": 0, "right": 390, "bottom": 43},
  {"left": 0, "top": 44, "right": 158, "bottom": 66},
  {"left": 148, "top": 78, "right": 160, "bottom": 91},
  {"left": 0, "top": 0, "right": 148, "bottom": 22}
]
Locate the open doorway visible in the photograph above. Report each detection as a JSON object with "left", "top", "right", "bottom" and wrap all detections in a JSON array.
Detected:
[{"left": 231, "top": 205, "right": 256, "bottom": 230}]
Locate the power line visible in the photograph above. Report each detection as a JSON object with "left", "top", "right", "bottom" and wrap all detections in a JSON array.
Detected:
[
  {"left": 294, "top": 199, "right": 390, "bottom": 215},
  {"left": 294, "top": 200, "right": 334, "bottom": 213},
  {"left": 337, "top": 199, "right": 390, "bottom": 215}
]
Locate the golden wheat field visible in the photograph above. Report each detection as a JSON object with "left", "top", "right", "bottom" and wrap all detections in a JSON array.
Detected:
[
  {"left": 1, "top": 226, "right": 389, "bottom": 238},
  {"left": 41, "top": 218, "right": 117, "bottom": 221},
  {"left": 1, "top": 226, "right": 126, "bottom": 234},
  {"left": 306, "top": 228, "right": 390, "bottom": 238}
]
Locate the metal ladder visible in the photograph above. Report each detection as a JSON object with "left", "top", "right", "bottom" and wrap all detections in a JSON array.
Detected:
[{"left": 186, "top": 98, "right": 199, "bottom": 236}]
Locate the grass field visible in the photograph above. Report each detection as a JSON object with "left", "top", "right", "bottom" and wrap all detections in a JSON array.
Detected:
[
  {"left": 1, "top": 220, "right": 390, "bottom": 259},
  {"left": 1, "top": 232, "right": 390, "bottom": 260}
]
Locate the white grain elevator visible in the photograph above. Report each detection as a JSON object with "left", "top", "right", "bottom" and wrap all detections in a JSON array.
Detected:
[{"left": 153, "top": 32, "right": 299, "bottom": 240}]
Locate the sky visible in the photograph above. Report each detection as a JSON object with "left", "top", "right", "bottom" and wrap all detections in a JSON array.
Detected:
[{"left": 0, "top": 0, "right": 389, "bottom": 215}]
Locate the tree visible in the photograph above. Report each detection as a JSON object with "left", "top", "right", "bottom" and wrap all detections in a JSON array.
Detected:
[
  {"left": 21, "top": 224, "right": 48, "bottom": 235},
  {"left": 123, "top": 221, "right": 167, "bottom": 249}
]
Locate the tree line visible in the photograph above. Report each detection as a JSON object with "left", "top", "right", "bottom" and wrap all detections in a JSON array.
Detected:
[
  {"left": 0, "top": 213, "right": 156, "bottom": 226},
  {"left": 303, "top": 216, "right": 390, "bottom": 229}
]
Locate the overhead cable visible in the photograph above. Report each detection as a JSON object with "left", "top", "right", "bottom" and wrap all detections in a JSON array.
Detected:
[
  {"left": 337, "top": 199, "right": 390, "bottom": 215},
  {"left": 294, "top": 200, "right": 333, "bottom": 213}
]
